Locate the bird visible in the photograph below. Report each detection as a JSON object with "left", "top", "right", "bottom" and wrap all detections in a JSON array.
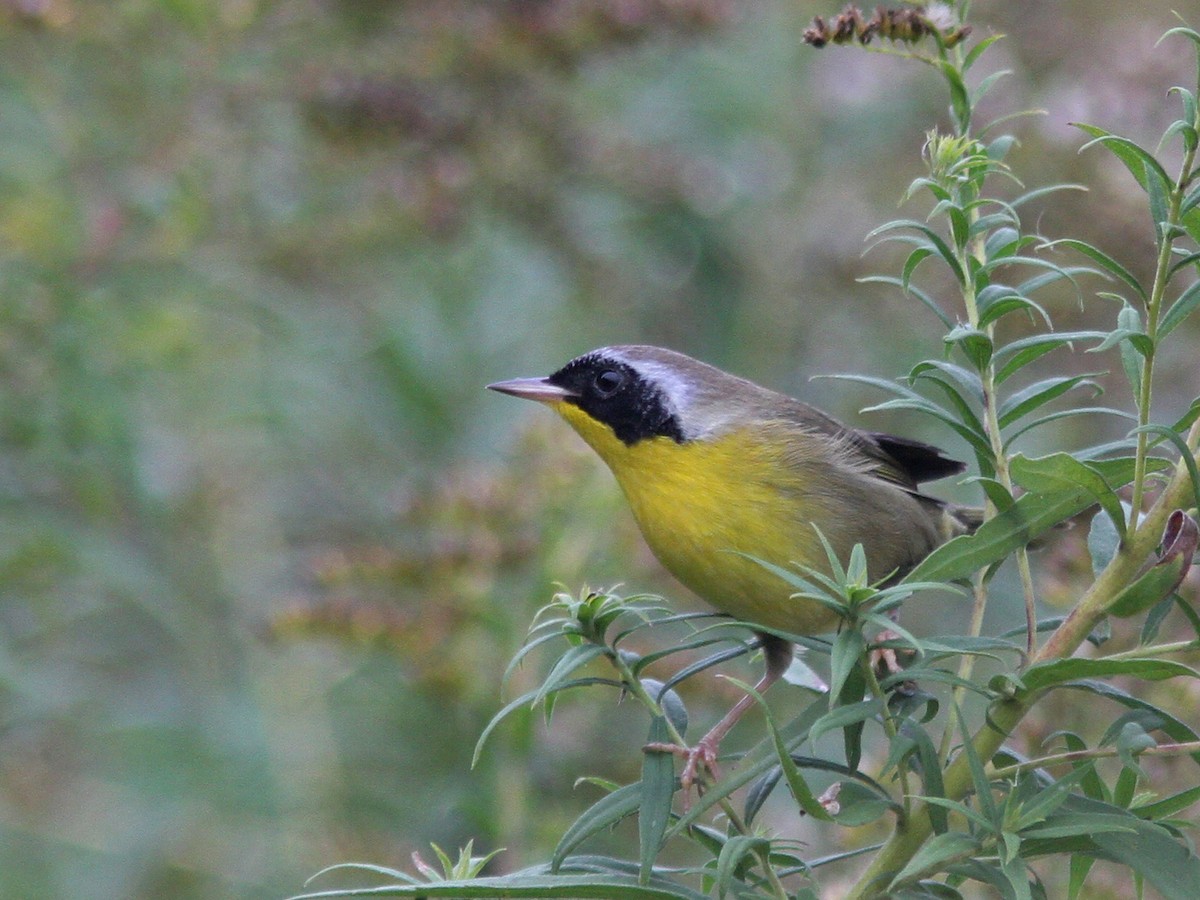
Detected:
[{"left": 488, "top": 344, "right": 975, "bottom": 786}]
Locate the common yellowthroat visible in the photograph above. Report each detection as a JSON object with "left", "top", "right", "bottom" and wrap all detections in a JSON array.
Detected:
[{"left": 489, "top": 345, "right": 974, "bottom": 778}]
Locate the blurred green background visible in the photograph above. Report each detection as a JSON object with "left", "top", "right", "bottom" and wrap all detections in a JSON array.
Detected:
[{"left": 1, "top": 2, "right": 1196, "bottom": 897}]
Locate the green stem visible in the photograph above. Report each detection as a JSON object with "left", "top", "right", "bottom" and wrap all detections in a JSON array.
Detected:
[
  {"left": 991, "top": 740, "right": 1200, "bottom": 779},
  {"left": 861, "top": 647, "right": 913, "bottom": 817},
  {"left": 1129, "top": 128, "right": 1199, "bottom": 530},
  {"left": 1101, "top": 639, "right": 1200, "bottom": 661},
  {"left": 938, "top": 575, "right": 989, "bottom": 762}
]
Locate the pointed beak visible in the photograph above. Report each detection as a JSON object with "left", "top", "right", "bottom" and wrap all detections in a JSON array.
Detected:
[{"left": 487, "top": 377, "right": 578, "bottom": 404}]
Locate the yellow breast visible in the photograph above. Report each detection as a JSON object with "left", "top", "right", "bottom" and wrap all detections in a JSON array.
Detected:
[{"left": 553, "top": 401, "right": 843, "bottom": 635}]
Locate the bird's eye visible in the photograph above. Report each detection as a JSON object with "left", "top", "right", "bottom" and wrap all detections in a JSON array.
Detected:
[{"left": 593, "top": 369, "right": 624, "bottom": 397}]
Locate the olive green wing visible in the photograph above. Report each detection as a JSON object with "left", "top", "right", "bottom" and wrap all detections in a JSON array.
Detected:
[{"left": 775, "top": 399, "right": 964, "bottom": 489}]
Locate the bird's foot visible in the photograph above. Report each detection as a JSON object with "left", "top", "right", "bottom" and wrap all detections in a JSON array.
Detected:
[
  {"left": 644, "top": 737, "right": 723, "bottom": 803},
  {"left": 871, "top": 629, "right": 916, "bottom": 696}
]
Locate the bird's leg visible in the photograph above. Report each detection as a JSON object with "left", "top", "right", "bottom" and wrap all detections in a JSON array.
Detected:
[
  {"left": 646, "top": 634, "right": 793, "bottom": 797},
  {"left": 870, "top": 608, "right": 916, "bottom": 695}
]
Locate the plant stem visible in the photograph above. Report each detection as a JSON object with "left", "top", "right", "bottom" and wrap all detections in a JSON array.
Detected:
[
  {"left": 938, "top": 575, "right": 989, "bottom": 763},
  {"left": 1101, "top": 639, "right": 1200, "bottom": 661},
  {"left": 990, "top": 740, "right": 1200, "bottom": 779},
  {"left": 861, "top": 649, "right": 913, "bottom": 817},
  {"left": 1129, "top": 125, "right": 1199, "bottom": 530}
]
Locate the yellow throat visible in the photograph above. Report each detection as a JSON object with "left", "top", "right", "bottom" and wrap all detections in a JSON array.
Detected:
[{"left": 553, "top": 400, "right": 841, "bottom": 635}]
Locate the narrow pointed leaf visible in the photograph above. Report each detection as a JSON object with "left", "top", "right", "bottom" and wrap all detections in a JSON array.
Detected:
[
  {"left": 639, "top": 717, "right": 675, "bottom": 884},
  {"left": 809, "top": 697, "right": 884, "bottom": 746},
  {"left": 904, "top": 487, "right": 1097, "bottom": 583},
  {"left": 1159, "top": 279, "right": 1200, "bottom": 338},
  {"left": 887, "top": 832, "right": 980, "bottom": 889},
  {"left": 830, "top": 629, "right": 866, "bottom": 702},
  {"left": 1074, "top": 126, "right": 1173, "bottom": 207},
  {"left": 859, "top": 275, "right": 954, "bottom": 327},
  {"left": 1019, "top": 657, "right": 1199, "bottom": 694},
  {"left": 288, "top": 873, "right": 713, "bottom": 899},
  {"left": 1050, "top": 237, "right": 1146, "bottom": 301},
  {"left": 998, "top": 375, "right": 1101, "bottom": 428},
  {"left": 715, "top": 835, "right": 768, "bottom": 899},
  {"left": 552, "top": 783, "right": 641, "bottom": 871}
]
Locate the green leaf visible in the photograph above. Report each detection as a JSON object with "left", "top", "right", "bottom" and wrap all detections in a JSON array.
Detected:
[
  {"left": 1020, "top": 812, "right": 1136, "bottom": 841},
  {"left": 865, "top": 220, "right": 965, "bottom": 285},
  {"left": 809, "top": 697, "right": 884, "bottom": 746},
  {"left": 715, "top": 835, "right": 768, "bottom": 899},
  {"left": 1086, "top": 505, "right": 1123, "bottom": 577},
  {"left": 972, "top": 69, "right": 1013, "bottom": 109},
  {"left": 1133, "top": 783, "right": 1200, "bottom": 820},
  {"left": 1146, "top": 158, "right": 1170, "bottom": 225},
  {"left": 552, "top": 783, "right": 641, "bottom": 871},
  {"left": 863, "top": 396, "right": 993, "bottom": 461},
  {"left": 639, "top": 679, "right": 688, "bottom": 736},
  {"left": 1090, "top": 816, "right": 1200, "bottom": 900},
  {"left": 474, "top": 679, "right": 613, "bottom": 767},
  {"left": 1115, "top": 302, "right": 1146, "bottom": 396},
  {"left": 1048, "top": 238, "right": 1147, "bottom": 302},
  {"left": 977, "top": 286, "right": 1051, "bottom": 330},
  {"left": 998, "top": 375, "right": 1100, "bottom": 428},
  {"left": 1018, "top": 796, "right": 1200, "bottom": 900},
  {"left": 957, "top": 701, "right": 997, "bottom": 822},
  {"left": 859, "top": 275, "right": 953, "bottom": 327},
  {"left": 977, "top": 221, "right": 1021, "bottom": 252},
  {"left": 664, "top": 701, "right": 828, "bottom": 839},
  {"left": 904, "top": 487, "right": 1098, "bottom": 584},
  {"left": 535, "top": 643, "right": 611, "bottom": 709},
  {"left": 830, "top": 628, "right": 866, "bottom": 702},
  {"left": 909, "top": 359, "right": 984, "bottom": 404},
  {"left": 1060, "top": 681, "right": 1200, "bottom": 766},
  {"left": 639, "top": 717, "right": 675, "bottom": 884},
  {"left": 288, "top": 872, "right": 714, "bottom": 899},
  {"left": 903, "top": 246, "right": 935, "bottom": 290},
  {"left": 943, "top": 323, "right": 994, "bottom": 370},
  {"left": 994, "top": 330, "right": 1109, "bottom": 383},
  {"left": 1130, "top": 424, "right": 1200, "bottom": 514},
  {"left": 904, "top": 722, "right": 949, "bottom": 832},
  {"left": 1009, "top": 452, "right": 1127, "bottom": 540},
  {"left": 1011, "top": 766, "right": 1098, "bottom": 832},
  {"left": 1181, "top": 182, "right": 1200, "bottom": 217},
  {"left": 963, "top": 33, "right": 1005, "bottom": 72},
  {"left": 1010, "top": 182, "right": 1088, "bottom": 210},
  {"left": 1004, "top": 407, "right": 1137, "bottom": 445},
  {"left": 887, "top": 832, "right": 981, "bottom": 890},
  {"left": 829, "top": 782, "right": 889, "bottom": 827},
  {"left": 938, "top": 59, "right": 972, "bottom": 133},
  {"left": 1159, "top": 279, "right": 1200, "bottom": 338},
  {"left": 1019, "top": 657, "right": 1199, "bottom": 694},
  {"left": 1074, "top": 125, "right": 1173, "bottom": 212}
]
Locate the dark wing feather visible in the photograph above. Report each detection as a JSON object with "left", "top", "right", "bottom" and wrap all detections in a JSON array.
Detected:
[{"left": 864, "top": 432, "right": 965, "bottom": 484}]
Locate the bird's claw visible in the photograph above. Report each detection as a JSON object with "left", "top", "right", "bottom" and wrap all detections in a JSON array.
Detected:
[
  {"left": 644, "top": 738, "right": 722, "bottom": 803},
  {"left": 871, "top": 628, "right": 916, "bottom": 696}
]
